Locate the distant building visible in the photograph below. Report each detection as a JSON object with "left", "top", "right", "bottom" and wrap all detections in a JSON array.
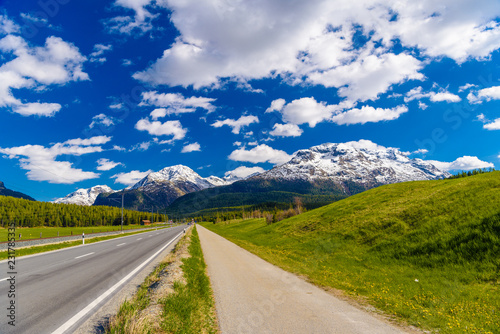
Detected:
[{"left": 141, "top": 220, "right": 151, "bottom": 225}]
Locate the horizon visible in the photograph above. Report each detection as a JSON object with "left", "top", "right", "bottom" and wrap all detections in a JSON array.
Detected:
[{"left": 1, "top": 1, "right": 499, "bottom": 201}]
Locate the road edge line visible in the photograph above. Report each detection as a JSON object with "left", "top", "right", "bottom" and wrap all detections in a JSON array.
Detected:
[{"left": 51, "top": 231, "right": 184, "bottom": 334}]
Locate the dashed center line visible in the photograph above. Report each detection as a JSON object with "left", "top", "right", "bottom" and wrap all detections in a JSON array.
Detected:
[
  {"left": 116, "top": 243, "right": 126, "bottom": 247},
  {"left": 75, "top": 252, "right": 94, "bottom": 260},
  {"left": 137, "top": 238, "right": 143, "bottom": 240}
]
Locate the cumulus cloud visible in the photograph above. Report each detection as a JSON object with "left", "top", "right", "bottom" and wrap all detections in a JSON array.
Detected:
[
  {"left": 112, "top": 169, "right": 153, "bottom": 186},
  {"left": 429, "top": 156, "right": 494, "bottom": 171},
  {"left": 181, "top": 142, "right": 201, "bottom": 153},
  {"left": 225, "top": 166, "right": 265, "bottom": 179},
  {"left": 275, "top": 97, "right": 335, "bottom": 127},
  {"left": 0, "top": 29, "right": 88, "bottom": 116},
  {"left": 0, "top": 136, "right": 111, "bottom": 183},
  {"left": 228, "top": 144, "right": 291, "bottom": 165},
  {"left": 483, "top": 118, "right": 500, "bottom": 130},
  {"left": 331, "top": 105, "right": 408, "bottom": 125},
  {"left": 0, "top": 14, "right": 19, "bottom": 35},
  {"left": 405, "top": 86, "right": 461, "bottom": 103},
  {"left": 265, "top": 98, "right": 286, "bottom": 113},
  {"left": 467, "top": 86, "right": 500, "bottom": 104},
  {"left": 211, "top": 115, "right": 259, "bottom": 134},
  {"left": 269, "top": 123, "right": 303, "bottom": 137},
  {"left": 135, "top": 118, "right": 187, "bottom": 140},
  {"left": 132, "top": 0, "right": 500, "bottom": 103},
  {"left": 96, "top": 158, "right": 123, "bottom": 171},
  {"left": 308, "top": 51, "right": 424, "bottom": 102}
]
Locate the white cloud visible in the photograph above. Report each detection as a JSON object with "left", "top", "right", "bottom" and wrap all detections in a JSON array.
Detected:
[
  {"left": 109, "top": 103, "right": 123, "bottom": 109},
  {"left": 0, "top": 14, "right": 19, "bottom": 34},
  {"left": 418, "top": 101, "right": 428, "bottom": 110},
  {"left": 225, "top": 166, "right": 265, "bottom": 179},
  {"left": 429, "top": 156, "right": 494, "bottom": 171},
  {"left": 112, "top": 169, "right": 153, "bottom": 186},
  {"left": 405, "top": 86, "right": 461, "bottom": 103},
  {"left": 467, "top": 86, "right": 500, "bottom": 104},
  {"left": 331, "top": 105, "right": 408, "bottom": 125},
  {"left": 269, "top": 123, "right": 303, "bottom": 137},
  {"left": 0, "top": 136, "right": 111, "bottom": 184},
  {"left": 265, "top": 98, "right": 286, "bottom": 113},
  {"left": 96, "top": 158, "right": 123, "bottom": 171},
  {"left": 308, "top": 51, "right": 424, "bottom": 103},
  {"left": 122, "top": 59, "right": 133, "bottom": 66},
  {"left": 458, "top": 83, "right": 477, "bottom": 92},
  {"left": 89, "top": 43, "right": 113, "bottom": 63},
  {"left": 0, "top": 31, "right": 88, "bottom": 116},
  {"left": 135, "top": 118, "right": 187, "bottom": 140},
  {"left": 181, "top": 142, "right": 201, "bottom": 153},
  {"left": 130, "top": 141, "right": 152, "bottom": 151},
  {"left": 277, "top": 97, "right": 334, "bottom": 127},
  {"left": 211, "top": 115, "right": 259, "bottom": 134},
  {"left": 105, "top": 0, "right": 156, "bottom": 35},
  {"left": 89, "top": 114, "right": 116, "bottom": 129},
  {"left": 228, "top": 144, "right": 291, "bottom": 165},
  {"left": 140, "top": 91, "right": 216, "bottom": 115},
  {"left": 132, "top": 0, "right": 500, "bottom": 105},
  {"left": 484, "top": 118, "right": 500, "bottom": 130},
  {"left": 13, "top": 102, "right": 61, "bottom": 116}
]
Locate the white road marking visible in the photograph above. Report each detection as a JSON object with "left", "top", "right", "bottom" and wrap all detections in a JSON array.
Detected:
[
  {"left": 137, "top": 238, "right": 143, "bottom": 240},
  {"left": 116, "top": 243, "right": 126, "bottom": 247},
  {"left": 51, "top": 231, "right": 184, "bottom": 334},
  {"left": 75, "top": 252, "right": 94, "bottom": 260}
]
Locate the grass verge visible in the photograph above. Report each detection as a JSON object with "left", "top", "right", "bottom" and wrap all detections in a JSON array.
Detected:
[
  {"left": 0, "top": 227, "right": 170, "bottom": 261},
  {"left": 106, "top": 225, "right": 218, "bottom": 334},
  {"left": 201, "top": 173, "right": 500, "bottom": 334}
]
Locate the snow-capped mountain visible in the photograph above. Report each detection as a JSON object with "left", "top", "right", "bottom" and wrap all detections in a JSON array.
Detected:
[
  {"left": 53, "top": 185, "right": 116, "bottom": 206},
  {"left": 256, "top": 140, "right": 450, "bottom": 187},
  {"left": 130, "top": 165, "right": 233, "bottom": 192}
]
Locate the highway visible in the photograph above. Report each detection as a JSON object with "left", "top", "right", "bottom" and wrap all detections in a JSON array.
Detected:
[{"left": 0, "top": 224, "right": 186, "bottom": 334}]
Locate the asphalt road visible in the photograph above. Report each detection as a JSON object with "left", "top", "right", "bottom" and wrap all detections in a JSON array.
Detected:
[
  {"left": 198, "top": 225, "right": 418, "bottom": 334},
  {"left": 0, "top": 224, "right": 186, "bottom": 334}
]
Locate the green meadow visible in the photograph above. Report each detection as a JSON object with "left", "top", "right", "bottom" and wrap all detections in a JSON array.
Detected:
[
  {"left": 201, "top": 172, "right": 500, "bottom": 333},
  {"left": 0, "top": 224, "right": 161, "bottom": 242}
]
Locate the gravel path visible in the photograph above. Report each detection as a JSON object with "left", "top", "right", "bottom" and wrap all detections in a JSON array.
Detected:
[{"left": 198, "top": 225, "right": 415, "bottom": 334}]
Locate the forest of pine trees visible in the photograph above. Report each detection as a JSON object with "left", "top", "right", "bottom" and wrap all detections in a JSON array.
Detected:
[{"left": 0, "top": 196, "right": 162, "bottom": 228}]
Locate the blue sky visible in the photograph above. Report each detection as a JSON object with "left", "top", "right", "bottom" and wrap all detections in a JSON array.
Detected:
[{"left": 0, "top": 0, "right": 499, "bottom": 201}]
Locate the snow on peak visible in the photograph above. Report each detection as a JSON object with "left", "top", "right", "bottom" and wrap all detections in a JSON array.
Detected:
[
  {"left": 53, "top": 185, "right": 115, "bottom": 206},
  {"left": 261, "top": 140, "right": 451, "bottom": 184}
]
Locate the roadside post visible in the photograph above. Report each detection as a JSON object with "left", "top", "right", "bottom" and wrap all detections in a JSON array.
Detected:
[{"left": 82, "top": 232, "right": 85, "bottom": 245}]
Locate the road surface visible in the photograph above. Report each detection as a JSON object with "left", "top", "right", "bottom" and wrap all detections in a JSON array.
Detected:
[
  {"left": 0, "top": 225, "right": 186, "bottom": 334},
  {"left": 198, "top": 225, "right": 416, "bottom": 334}
]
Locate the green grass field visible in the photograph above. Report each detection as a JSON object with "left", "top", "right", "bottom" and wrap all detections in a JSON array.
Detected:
[
  {"left": 0, "top": 224, "right": 164, "bottom": 241},
  {"left": 201, "top": 172, "right": 500, "bottom": 334}
]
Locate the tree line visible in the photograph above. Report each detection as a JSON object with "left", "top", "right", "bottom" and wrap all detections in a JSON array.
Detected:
[
  {"left": 447, "top": 168, "right": 496, "bottom": 179},
  {"left": 0, "top": 196, "right": 164, "bottom": 228}
]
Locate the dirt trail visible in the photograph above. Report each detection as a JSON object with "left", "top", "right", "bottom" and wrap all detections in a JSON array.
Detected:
[{"left": 198, "top": 225, "right": 417, "bottom": 334}]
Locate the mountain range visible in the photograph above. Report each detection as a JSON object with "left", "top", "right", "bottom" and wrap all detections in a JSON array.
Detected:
[{"left": 50, "top": 140, "right": 451, "bottom": 213}]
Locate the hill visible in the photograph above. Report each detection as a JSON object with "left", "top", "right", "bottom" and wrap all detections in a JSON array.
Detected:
[
  {"left": 0, "top": 181, "right": 36, "bottom": 201},
  {"left": 202, "top": 171, "right": 500, "bottom": 333}
]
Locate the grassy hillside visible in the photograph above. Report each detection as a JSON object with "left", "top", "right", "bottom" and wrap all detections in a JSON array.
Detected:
[{"left": 201, "top": 172, "right": 500, "bottom": 333}]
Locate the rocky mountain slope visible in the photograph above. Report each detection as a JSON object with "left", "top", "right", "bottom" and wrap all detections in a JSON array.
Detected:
[
  {"left": 0, "top": 181, "right": 36, "bottom": 201},
  {"left": 53, "top": 185, "right": 115, "bottom": 206},
  {"left": 94, "top": 165, "right": 247, "bottom": 210}
]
